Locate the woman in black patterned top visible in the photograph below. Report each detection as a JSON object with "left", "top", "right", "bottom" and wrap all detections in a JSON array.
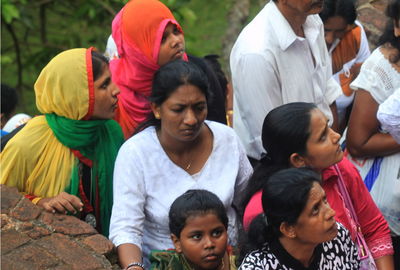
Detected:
[{"left": 238, "top": 168, "right": 360, "bottom": 270}]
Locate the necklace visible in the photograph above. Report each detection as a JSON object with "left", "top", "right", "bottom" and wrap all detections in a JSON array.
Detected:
[{"left": 185, "top": 160, "right": 192, "bottom": 171}]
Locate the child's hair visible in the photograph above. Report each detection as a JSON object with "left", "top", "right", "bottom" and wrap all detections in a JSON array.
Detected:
[
  {"left": 169, "top": 189, "right": 228, "bottom": 238},
  {"left": 238, "top": 168, "right": 321, "bottom": 262}
]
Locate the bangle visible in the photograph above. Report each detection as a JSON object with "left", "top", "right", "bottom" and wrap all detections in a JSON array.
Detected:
[
  {"left": 126, "top": 262, "right": 144, "bottom": 270},
  {"left": 226, "top": 109, "right": 233, "bottom": 115}
]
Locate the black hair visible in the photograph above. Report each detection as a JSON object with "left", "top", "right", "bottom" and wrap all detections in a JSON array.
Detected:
[
  {"left": 1, "top": 84, "right": 18, "bottom": 118},
  {"left": 238, "top": 168, "right": 321, "bottom": 262},
  {"left": 135, "top": 59, "right": 209, "bottom": 134},
  {"left": 203, "top": 54, "right": 228, "bottom": 102},
  {"left": 319, "top": 0, "right": 357, "bottom": 25},
  {"left": 169, "top": 189, "right": 229, "bottom": 238},
  {"left": 240, "top": 102, "right": 317, "bottom": 213},
  {"left": 91, "top": 51, "right": 109, "bottom": 81},
  {"left": 378, "top": 0, "right": 400, "bottom": 62}
]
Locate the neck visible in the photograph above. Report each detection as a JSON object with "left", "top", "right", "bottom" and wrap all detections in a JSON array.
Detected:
[
  {"left": 279, "top": 236, "right": 317, "bottom": 267},
  {"left": 276, "top": 2, "right": 307, "bottom": 37}
]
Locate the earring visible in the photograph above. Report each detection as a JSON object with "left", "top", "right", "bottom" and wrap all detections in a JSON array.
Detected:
[{"left": 155, "top": 113, "right": 160, "bottom": 119}]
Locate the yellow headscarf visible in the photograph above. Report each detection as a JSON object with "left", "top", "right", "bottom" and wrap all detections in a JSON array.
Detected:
[{"left": 1, "top": 48, "right": 95, "bottom": 201}]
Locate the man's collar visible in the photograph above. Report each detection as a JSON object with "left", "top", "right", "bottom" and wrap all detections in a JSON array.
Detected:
[{"left": 269, "top": 1, "right": 321, "bottom": 51}]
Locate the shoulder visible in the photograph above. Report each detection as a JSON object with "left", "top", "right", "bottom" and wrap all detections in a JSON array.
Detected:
[
  {"left": 239, "top": 244, "right": 278, "bottom": 269},
  {"left": 119, "top": 126, "right": 157, "bottom": 154}
]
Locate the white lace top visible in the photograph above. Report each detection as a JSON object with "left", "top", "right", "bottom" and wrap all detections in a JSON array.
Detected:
[
  {"left": 109, "top": 121, "right": 253, "bottom": 266},
  {"left": 378, "top": 88, "right": 400, "bottom": 144},
  {"left": 350, "top": 46, "right": 400, "bottom": 104}
]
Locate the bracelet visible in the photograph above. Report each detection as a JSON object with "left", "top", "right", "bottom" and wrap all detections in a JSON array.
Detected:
[
  {"left": 126, "top": 262, "right": 145, "bottom": 270},
  {"left": 226, "top": 109, "right": 233, "bottom": 115}
]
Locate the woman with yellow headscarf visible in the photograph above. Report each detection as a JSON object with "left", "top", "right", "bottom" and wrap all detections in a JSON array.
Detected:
[{"left": 1, "top": 48, "right": 124, "bottom": 236}]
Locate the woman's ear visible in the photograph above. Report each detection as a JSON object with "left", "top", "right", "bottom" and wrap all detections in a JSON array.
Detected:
[
  {"left": 280, "top": 222, "right": 296, "bottom": 239},
  {"left": 150, "top": 102, "right": 161, "bottom": 119},
  {"left": 289, "top": 153, "right": 306, "bottom": 168},
  {"left": 171, "top": 234, "right": 182, "bottom": 253}
]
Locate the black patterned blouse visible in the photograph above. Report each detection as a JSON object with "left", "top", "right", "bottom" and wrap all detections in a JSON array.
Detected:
[{"left": 239, "top": 223, "right": 360, "bottom": 270}]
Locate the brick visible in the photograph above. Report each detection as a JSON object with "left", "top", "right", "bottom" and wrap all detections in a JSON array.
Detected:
[
  {"left": 1, "top": 229, "right": 30, "bottom": 255},
  {"left": 26, "top": 226, "right": 52, "bottom": 239},
  {"left": 10, "top": 198, "right": 42, "bottom": 221},
  {"left": 40, "top": 213, "right": 97, "bottom": 236},
  {"left": 18, "top": 221, "right": 34, "bottom": 232},
  {"left": 3, "top": 243, "right": 60, "bottom": 269},
  {"left": 1, "top": 185, "right": 22, "bottom": 214},
  {"left": 1, "top": 256, "right": 38, "bottom": 270},
  {"left": 82, "top": 234, "right": 115, "bottom": 255},
  {"left": 36, "top": 233, "right": 105, "bottom": 270}
]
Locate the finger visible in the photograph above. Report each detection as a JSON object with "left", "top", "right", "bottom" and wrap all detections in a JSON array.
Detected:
[
  {"left": 64, "top": 194, "right": 84, "bottom": 212},
  {"left": 51, "top": 200, "right": 68, "bottom": 214},
  {"left": 42, "top": 202, "right": 56, "bottom": 213},
  {"left": 58, "top": 198, "right": 78, "bottom": 214}
]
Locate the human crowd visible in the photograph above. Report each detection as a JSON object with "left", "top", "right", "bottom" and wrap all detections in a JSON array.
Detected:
[{"left": 1, "top": 0, "right": 399, "bottom": 269}]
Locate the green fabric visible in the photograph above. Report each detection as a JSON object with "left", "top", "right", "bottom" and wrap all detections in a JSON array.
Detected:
[
  {"left": 45, "top": 113, "right": 124, "bottom": 236},
  {"left": 149, "top": 250, "right": 192, "bottom": 270}
]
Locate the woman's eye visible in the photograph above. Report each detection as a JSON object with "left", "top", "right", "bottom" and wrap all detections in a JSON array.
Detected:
[
  {"left": 312, "top": 206, "right": 319, "bottom": 215},
  {"left": 172, "top": 108, "right": 183, "bottom": 113}
]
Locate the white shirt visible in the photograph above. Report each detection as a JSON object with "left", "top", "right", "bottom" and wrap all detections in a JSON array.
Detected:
[
  {"left": 378, "top": 89, "right": 400, "bottom": 144},
  {"left": 230, "top": 1, "right": 341, "bottom": 159},
  {"left": 109, "top": 121, "right": 252, "bottom": 265}
]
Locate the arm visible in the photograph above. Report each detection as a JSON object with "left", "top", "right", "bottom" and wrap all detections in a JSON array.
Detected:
[
  {"left": 340, "top": 158, "right": 394, "bottom": 267},
  {"left": 37, "top": 192, "right": 83, "bottom": 214},
  {"left": 117, "top": 243, "right": 143, "bottom": 269},
  {"left": 109, "top": 142, "right": 146, "bottom": 268},
  {"left": 346, "top": 90, "right": 400, "bottom": 157}
]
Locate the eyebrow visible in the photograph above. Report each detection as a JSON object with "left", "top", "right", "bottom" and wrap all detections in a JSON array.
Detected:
[{"left": 317, "top": 121, "right": 329, "bottom": 140}]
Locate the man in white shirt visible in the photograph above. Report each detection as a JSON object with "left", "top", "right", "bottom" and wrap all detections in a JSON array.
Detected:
[{"left": 230, "top": 0, "right": 341, "bottom": 160}]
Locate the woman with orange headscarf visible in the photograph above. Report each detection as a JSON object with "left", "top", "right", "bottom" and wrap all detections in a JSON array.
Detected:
[{"left": 110, "top": 0, "right": 226, "bottom": 138}]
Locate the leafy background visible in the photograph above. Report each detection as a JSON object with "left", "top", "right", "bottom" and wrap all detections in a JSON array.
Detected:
[{"left": 2, "top": 0, "right": 265, "bottom": 115}]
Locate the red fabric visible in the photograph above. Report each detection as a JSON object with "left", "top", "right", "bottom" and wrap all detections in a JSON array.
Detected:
[
  {"left": 24, "top": 194, "right": 37, "bottom": 201},
  {"left": 110, "top": 0, "right": 187, "bottom": 138},
  {"left": 322, "top": 157, "right": 393, "bottom": 259},
  {"left": 242, "top": 157, "right": 393, "bottom": 259},
  {"left": 83, "top": 47, "right": 95, "bottom": 120},
  {"left": 243, "top": 190, "right": 263, "bottom": 231}
]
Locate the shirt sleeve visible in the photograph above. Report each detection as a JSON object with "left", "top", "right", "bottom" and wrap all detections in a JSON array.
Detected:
[
  {"left": 325, "top": 76, "right": 342, "bottom": 105},
  {"left": 340, "top": 158, "right": 394, "bottom": 258},
  {"left": 109, "top": 141, "right": 146, "bottom": 248},
  {"left": 232, "top": 52, "right": 282, "bottom": 158}
]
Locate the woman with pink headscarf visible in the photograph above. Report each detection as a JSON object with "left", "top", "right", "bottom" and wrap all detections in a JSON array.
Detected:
[{"left": 110, "top": 0, "right": 226, "bottom": 138}]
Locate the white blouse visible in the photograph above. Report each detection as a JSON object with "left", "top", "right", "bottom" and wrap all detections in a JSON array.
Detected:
[
  {"left": 378, "top": 88, "right": 400, "bottom": 144},
  {"left": 109, "top": 121, "right": 252, "bottom": 264},
  {"left": 350, "top": 47, "right": 400, "bottom": 104}
]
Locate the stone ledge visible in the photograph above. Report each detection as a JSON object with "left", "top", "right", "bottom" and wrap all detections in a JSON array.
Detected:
[{"left": 1, "top": 184, "right": 121, "bottom": 270}]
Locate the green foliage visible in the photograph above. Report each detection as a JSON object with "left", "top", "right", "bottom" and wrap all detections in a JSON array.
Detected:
[{"left": 1, "top": 0, "right": 227, "bottom": 115}]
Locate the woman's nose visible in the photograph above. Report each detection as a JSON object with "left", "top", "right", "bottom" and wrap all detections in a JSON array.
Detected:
[
  {"left": 325, "top": 203, "right": 336, "bottom": 220},
  {"left": 184, "top": 109, "right": 197, "bottom": 126},
  {"left": 111, "top": 82, "right": 120, "bottom": 96},
  {"left": 330, "top": 128, "right": 341, "bottom": 144}
]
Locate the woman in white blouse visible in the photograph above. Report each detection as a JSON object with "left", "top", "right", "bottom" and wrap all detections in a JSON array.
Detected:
[
  {"left": 109, "top": 60, "right": 252, "bottom": 270},
  {"left": 346, "top": 1, "right": 400, "bottom": 267}
]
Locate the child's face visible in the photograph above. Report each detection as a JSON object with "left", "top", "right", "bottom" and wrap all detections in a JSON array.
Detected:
[{"left": 171, "top": 213, "right": 227, "bottom": 270}]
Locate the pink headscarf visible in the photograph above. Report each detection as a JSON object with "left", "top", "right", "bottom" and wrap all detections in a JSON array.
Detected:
[{"left": 110, "top": 0, "right": 187, "bottom": 138}]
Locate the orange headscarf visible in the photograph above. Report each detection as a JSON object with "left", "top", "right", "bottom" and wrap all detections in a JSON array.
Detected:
[{"left": 110, "top": 0, "right": 187, "bottom": 138}]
